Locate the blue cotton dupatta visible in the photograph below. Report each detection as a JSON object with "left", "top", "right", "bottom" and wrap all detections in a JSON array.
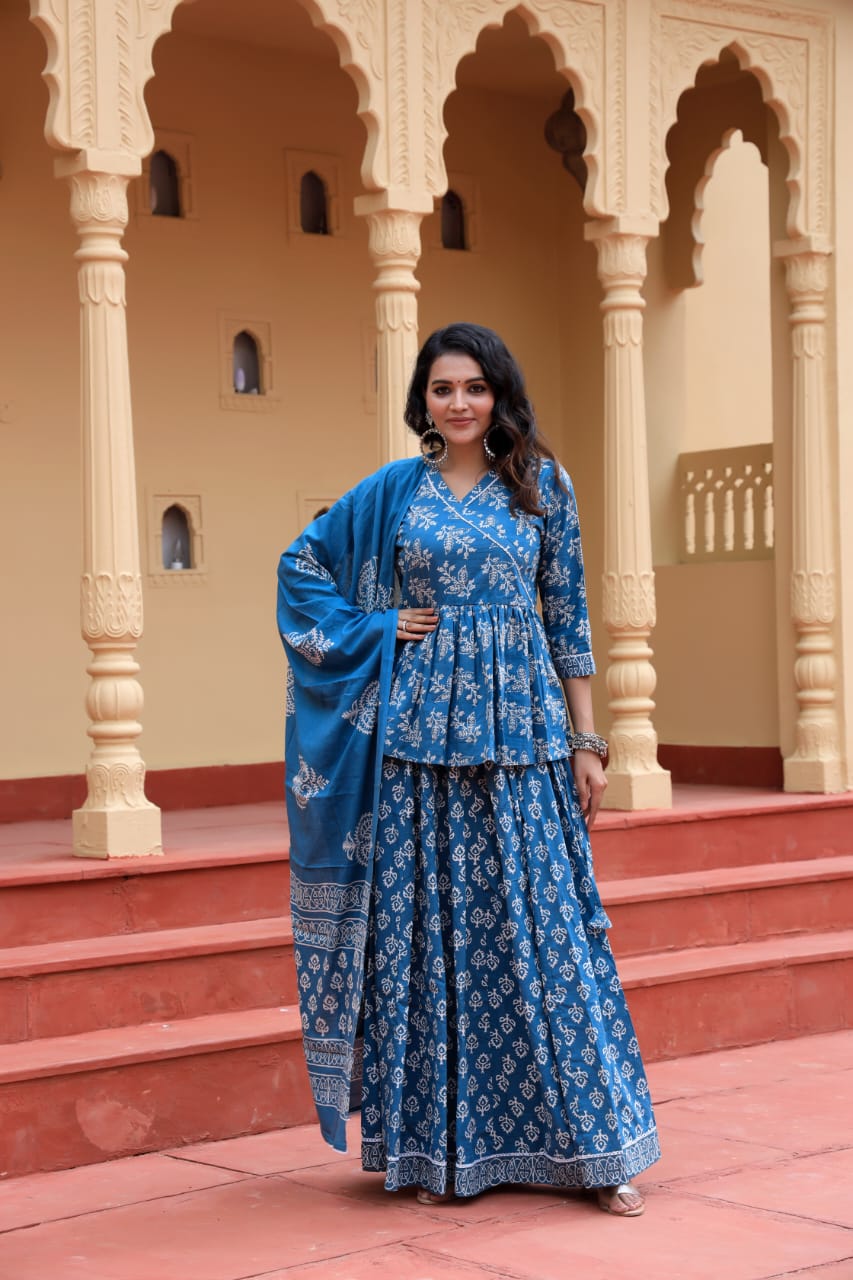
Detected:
[{"left": 277, "top": 457, "right": 424, "bottom": 1151}]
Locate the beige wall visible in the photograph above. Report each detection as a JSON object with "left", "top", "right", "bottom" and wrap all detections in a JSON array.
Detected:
[
  {"left": 655, "top": 562, "right": 778, "bottom": 747},
  {"left": 0, "top": 9, "right": 86, "bottom": 778}
]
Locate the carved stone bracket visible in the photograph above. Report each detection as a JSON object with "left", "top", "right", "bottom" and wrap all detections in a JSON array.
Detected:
[{"left": 651, "top": 0, "right": 831, "bottom": 239}]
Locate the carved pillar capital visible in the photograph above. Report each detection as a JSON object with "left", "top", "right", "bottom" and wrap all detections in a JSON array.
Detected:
[
  {"left": 364, "top": 207, "right": 422, "bottom": 346},
  {"left": 588, "top": 229, "right": 651, "bottom": 353},
  {"left": 363, "top": 207, "right": 423, "bottom": 269},
  {"left": 775, "top": 240, "right": 830, "bottom": 297},
  {"left": 68, "top": 170, "right": 130, "bottom": 234},
  {"left": 81, "top": 571, "right": 143, "bottom": 643},
  {"left": 356, "top": 199, "right": 428, "bottom": 465},
  {"left": 590, "top": 230, "right": 651, "bottom": 291},
  {"left": 791, "top": 569, "right": 835, "bottom": 628},
  {"left": 602, "top": 571, "right": 657, "bottom": 632}
]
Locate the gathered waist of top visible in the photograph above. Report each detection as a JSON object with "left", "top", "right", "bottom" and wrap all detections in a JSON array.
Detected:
[
  {"left": 384, "top": 598, "right": 571, "bottom": 767},
  {"left": 418, "top": 602, "right": 538, "bottom": 613}
]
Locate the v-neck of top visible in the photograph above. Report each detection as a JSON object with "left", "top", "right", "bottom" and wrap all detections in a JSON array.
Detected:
[{"left": 428, "top": 467, "right": 497, "bottom": 507}]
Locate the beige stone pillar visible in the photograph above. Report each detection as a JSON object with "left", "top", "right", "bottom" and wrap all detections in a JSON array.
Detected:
[
  {"left": 355, "top": 193, "right": 433, "bottom": 464},
  {"left": 60, "top": 158, "right": 162, "bottom": 858},
  {"left": 775, "top": 239, "right": 843, "bottom": 793},
  {"left": 586, "top": 219, "right": 672, "bottom": 810}
]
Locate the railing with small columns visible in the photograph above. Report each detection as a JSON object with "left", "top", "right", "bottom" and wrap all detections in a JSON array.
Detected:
[{"left": 679, "top": 444, "right": 774, "bottom": 563}]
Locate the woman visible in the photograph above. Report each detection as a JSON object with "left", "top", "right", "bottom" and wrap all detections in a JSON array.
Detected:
[{"left": 278, "top": 322, "right": 659, "bottom": 1218}]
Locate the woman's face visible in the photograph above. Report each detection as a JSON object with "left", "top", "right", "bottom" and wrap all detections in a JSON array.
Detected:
[{"left": 424, "top": 353, "right": 495, "bottom": 452}]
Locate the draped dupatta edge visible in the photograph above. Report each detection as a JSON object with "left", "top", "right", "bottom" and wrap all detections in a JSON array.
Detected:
[{"left": 277, "top": 457, "right": 424, "bottom": 1150}]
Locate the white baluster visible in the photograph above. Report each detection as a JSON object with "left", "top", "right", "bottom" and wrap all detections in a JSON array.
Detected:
[
  {"left": 704, "top": 489, "right": 715, "bottom": 553},
  {"left": 743, "top": 486, "right": 755, "bottom": 551},
  {"left": 723, "top": 487, "right": 735, "bottom": 552},
  {"left": 764, "top": 484, "right": 774, "bottom": 550}
]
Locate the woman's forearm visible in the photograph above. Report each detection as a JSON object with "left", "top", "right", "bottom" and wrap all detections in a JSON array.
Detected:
[{"left": 562, "top": 675, "right": 597, "bottom": 735}]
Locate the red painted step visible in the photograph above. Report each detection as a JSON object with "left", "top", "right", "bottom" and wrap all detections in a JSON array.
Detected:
[
  {"left": 624, "top": 929, "right": 853, "bottom": 1061},
  {"left": 0, "top": 1007, "right": 313, "bottom": 1179},
  {"left": 0, "top": 917, "right": 295, "bottom": 1042},
  {"left": 0, "top": 851, "right": 289, "bottom": 947},
  {"left": 603, "top": 855, "right": 853, "bottom": 957},
  {"left": 592, "top": 791, "right": 853, "bottom": 879}
]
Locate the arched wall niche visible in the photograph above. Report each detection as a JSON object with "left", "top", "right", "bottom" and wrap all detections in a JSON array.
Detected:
[
  {"left": 440, "top": 189, "right": 467, "bottom": 250},
  {"left": 651, "top": 1, "right": 832, "bottom": 241},
  {"left": 28, "top": 0, "right": 384, "bottom": 190},
  {"left": 150, "top": 148, "right": 182, "bottom": 216},
  {"left": 425, "top": 0, "right": 626, "bottom": 217}
]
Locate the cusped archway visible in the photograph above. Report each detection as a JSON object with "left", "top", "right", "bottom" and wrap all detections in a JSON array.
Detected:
[
  {"left": 30, "top": 0, "right": 384, "bottom": 190},
  {"left": 651, "top": 6, "right": 831, "bottom": 241},
  {"left": 425, "top": 0, "right": 625, "bottom": 218}
]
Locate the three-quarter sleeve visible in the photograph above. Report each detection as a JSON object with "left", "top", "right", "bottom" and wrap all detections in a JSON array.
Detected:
[{"left": 537, "top": 464, "right": 596, "bottom": 678}]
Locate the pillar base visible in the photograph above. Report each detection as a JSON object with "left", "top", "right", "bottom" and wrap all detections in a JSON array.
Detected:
[
  {"left": 601, "top": 767, "right": 672, "bottom": 812},
  {"left": 783, "top": 755, "right": 844, "bottom": 795},
  {"left": 72, "top": 803, "right": 163, "bottom": 859}
]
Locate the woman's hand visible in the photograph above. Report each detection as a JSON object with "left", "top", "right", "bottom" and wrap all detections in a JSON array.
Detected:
[
  {"left": 396, "top": 608, "right": 439, "bottom": 642},
  {"left": 572, "top": 750, "right": 607, "bottom": 828}
]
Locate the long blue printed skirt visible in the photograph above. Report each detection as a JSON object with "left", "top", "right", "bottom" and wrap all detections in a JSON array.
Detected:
[{"left": 360, "top": 757, "right": 660, "bottom": 1196}]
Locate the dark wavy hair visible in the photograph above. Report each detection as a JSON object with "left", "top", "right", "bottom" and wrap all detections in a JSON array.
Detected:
[{"left": 404, "top": 322, "right": 563, "bottom": 516}]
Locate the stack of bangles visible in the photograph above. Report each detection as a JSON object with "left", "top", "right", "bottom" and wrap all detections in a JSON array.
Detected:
[{"left": 569, "top": 731, "right": 608, "bottom": 759}]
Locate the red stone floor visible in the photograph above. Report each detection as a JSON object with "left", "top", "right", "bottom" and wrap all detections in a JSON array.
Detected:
[{"left": 0, "top": 1031, "right": 850, "bottom": 1280}]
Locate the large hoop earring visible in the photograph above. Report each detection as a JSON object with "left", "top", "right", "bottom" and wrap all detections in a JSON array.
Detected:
[
  {"left": 483, "top": 425, "right": 498, "bottom": 463},
  {"left": 420, "top": 426, "right": 448, "bottom": 468}
]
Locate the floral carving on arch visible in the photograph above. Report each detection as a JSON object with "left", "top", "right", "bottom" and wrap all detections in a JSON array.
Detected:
[
  {"left": 29, "top": 0, "right": 386, "bottom": 189},
  {"left": 651, "top": 0, "right": 831, "bottom": 239},
  {"left": 425, "top": 0, "right": 626, "bottom": 218}
]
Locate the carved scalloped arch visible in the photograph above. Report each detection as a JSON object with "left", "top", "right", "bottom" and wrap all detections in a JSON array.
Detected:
[
  {"left": 652, "top": 3, "right": 831, "bottom": 239},
  {"left": 29, "top": 0, "right": 385, "bottom": 190},
  {"left": 425, "top": 0, "right": 625, "bottom": 218}
]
